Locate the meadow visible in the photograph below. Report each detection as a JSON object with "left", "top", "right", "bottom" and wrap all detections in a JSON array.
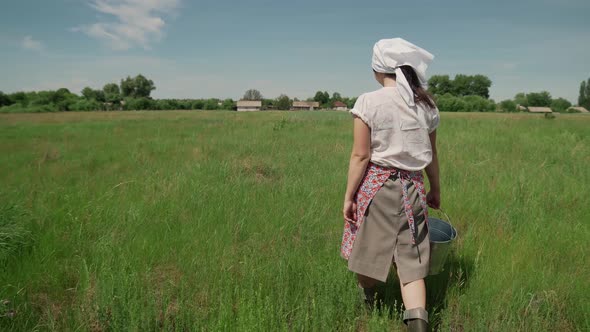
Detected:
[{"left": 0, "top": 110, "right": 588, "bottom": 331}]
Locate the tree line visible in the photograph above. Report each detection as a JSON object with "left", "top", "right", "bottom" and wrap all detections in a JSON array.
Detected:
[
  {"left": 1, "top": 74, "right": 586, "bottom": 113},
  {"left": 0, "top": 75, "right": 234, "bottom": 113},
  {"left": 428, "top": 74, "right": 586, "bottom": 113},
  {"left": 242, "top": 89, "right": 357, "bottom": 110}
]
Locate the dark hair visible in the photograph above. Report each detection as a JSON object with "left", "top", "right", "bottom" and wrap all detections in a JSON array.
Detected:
[{"left": 390, "top": 65, "right": 436, "bottom": 109}]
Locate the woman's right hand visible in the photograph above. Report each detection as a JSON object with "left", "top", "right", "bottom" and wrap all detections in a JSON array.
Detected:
[
  {"left": 343, "top": 199, "right": 357, "bottom": 225},
  {"left": 426, "top": 190, "right": 440, "bottom": 209}
]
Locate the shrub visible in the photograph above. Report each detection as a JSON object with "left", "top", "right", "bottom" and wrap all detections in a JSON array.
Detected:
[
  {"left": 204, "top": 99, "right": 220, "bottom": 110},
  {"left": 191, "top": 100, "right": 205, "bottom": 110},
  {"left": 550, "top": 98, "right": 572, "bottom": 113},
  {"left": 499, "top": 99, "right": 517, "bottom": 112},
  {"left": 124, "top": 98, "right": 156, "bottom": 111},
  {"left": 0, "top": 104, "right": 57, "bottom": 113},
  {"left": 70, "top": 99, "right": 104, "bottom": 111},
  {"left": 435, "top": 94, "right": 495, "bottom": 112}
]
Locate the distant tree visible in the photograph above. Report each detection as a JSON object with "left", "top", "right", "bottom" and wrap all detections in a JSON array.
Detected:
[
  {"left": 428, "top": 75, "right": 453, "bottom": 95},
  {"left": 429, "top": 74, "right": 491, "bottom": 98},
  {"left": 103, "top": 83, "right": 121, "bottom": 104},
  {"left": 134, "top": 75, "right": 155, "bottom": 98},
  {"left": 120, "top": 75, "right": 155, "bottom": 99},
  {"left": 54, "top": 88, "right": 78, "bottom": 111},
  {"left": 346, "top": 97, "right": 357, "bottom": 109},
  {"left": 471, "top": 75, "right": 492, "bottom": 99},
  {"left": 579, "top": 78, "right": 590, "bottom": 109},
  {"left": 550, "top": 98, "right": 572, "bottom": 113},
  {"left": 243, "top": 89, "right": 262, "bottom": 101},
  {"left": 579, "top": 81, "right": 587, "bottom": 107},
  {"left": 514, "top": 93, "right": 528, "bottom": 107},
  {"left": 276, "top": 94, "right": 292, "bottom": 110},
  {"left": 81, "top": 87, "right": 105, "bottom": 102},
  {"left": 526, "top": 91, "right": 552, "bottom": 107},
  {"left": 313, "top": 91, "right": 329, "bottom": 105},
  {"left": 120, "top": 77, "right": 134, "bottom": 98},
  {"left": 8, "top": 92, "right": 28, "bottom": 106},
  {"left": 82, "top": 87, "right": 95, "bottom": 99},
  {"left": 331, "top": 92, "right": 342, "bottom": 102},
  {"left": 499, "top": 99, "right": 517, "bottom": 112},
  {"left": 451, "top": 74, "right": 471, "bottom": 96},
  {"left": 0, "top": 91, "right": 12, "bottom": 107}
]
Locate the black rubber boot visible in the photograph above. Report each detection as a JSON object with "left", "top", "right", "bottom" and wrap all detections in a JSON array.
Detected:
[
  {"left": 357, "top": 284, "right": 376, "bottom": 310},
  {"left": 403, "top": 307, "right": 429, "bottom": 332},
  {"left": 407, "top": 318, "right": 428, "bottom": 332}
]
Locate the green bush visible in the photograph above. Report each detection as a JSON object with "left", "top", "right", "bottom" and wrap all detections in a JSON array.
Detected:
[
  {"left": 191, "top": 100, "right": 205, "bottom": 110},
  {"left": 204, "top": 99, "right": 220, "bottom": 110},
  {"left": 124, "top": 98, "right": 156, "bottom": 111},
  {"left": 550, "top": 98, "right": 572, "bottom": 113},
  {"left": 499, "top": 99, "right": 517, "bottom": 112},
  {"left": 0, "top": 104, "right": 25, "bottom": 113},
  {"left": 435, "top": 94, "right": 495, "bottom": 112},
  {"left": 463, "top": 95, "right": 496, "bottom": 112},
  {"left": 70, "top": 99, "right": 104, "bottom": 111},
  {"left": 0, "top": 104, "right": 57, "bottom": 113},
  {"left": 156, "top": 99, "right": 174, "bottom": 110}
]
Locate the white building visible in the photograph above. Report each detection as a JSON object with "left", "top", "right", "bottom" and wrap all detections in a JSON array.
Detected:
[
  {"left": 291, "top": 101, "right": 320, "bottom": 111},
  {"left": 237, "top": 100, "right": 262, "bottom": 111}
]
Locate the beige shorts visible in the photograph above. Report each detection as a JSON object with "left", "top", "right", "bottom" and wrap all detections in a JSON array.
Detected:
[{"left": 347, "top": 173, "right": 430, "bottom": 284}]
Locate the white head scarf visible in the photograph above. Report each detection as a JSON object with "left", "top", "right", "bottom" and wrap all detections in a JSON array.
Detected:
[{"left": 371, "top": 38, "right": 434, "bottom": 107}]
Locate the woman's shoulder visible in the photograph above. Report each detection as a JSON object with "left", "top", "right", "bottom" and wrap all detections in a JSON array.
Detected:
[
  {"left": 354, "top": 89, "right": 388, "bottom": 108},
  {"left": 360, "top": 88, "right": 389, "bottom": 100}
]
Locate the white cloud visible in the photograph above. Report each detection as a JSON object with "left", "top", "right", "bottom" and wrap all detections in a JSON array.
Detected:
[
  {"left": 75, "top": 0, "right": 180, "bottom": 50},
  {"left": 21, "top": 36, "right": 44, "bottom": 52}
]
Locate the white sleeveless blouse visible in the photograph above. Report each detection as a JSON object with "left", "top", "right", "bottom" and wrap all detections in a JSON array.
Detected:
[{"left": 350, "top": 87, "right": 440, "bottom": 171}]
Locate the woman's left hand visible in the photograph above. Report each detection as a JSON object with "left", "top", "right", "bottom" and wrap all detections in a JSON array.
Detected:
[{"left": 343, "top": 199, "right": 357, "bottom": 225}]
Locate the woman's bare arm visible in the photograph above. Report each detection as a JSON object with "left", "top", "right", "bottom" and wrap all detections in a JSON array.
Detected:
[
  {"left": 425, "top": 130, "right": 441, "bottom": 208},
  {"left": 344, "top": 116, "right": 371, "bottom": 202}
]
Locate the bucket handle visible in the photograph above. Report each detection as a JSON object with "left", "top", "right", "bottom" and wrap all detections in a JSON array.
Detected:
[
  {"left": 437, "top": 208, "right": 452, "bottom": 226},
  {"left": 431, "top": 208, "right": 457, "bottom": 236}
]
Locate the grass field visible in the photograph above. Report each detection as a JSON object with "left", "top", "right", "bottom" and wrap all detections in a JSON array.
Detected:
[{"left": 1, "top": 110, "right": 589, "bottom": 331}]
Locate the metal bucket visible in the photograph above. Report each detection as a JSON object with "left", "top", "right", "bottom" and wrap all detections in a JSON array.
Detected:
[{"left": 427, "top": 210, "right": 458, "bottom": 275}]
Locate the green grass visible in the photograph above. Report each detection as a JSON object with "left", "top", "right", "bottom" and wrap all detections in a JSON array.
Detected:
[{"left": 0, "top": 110, "right": 589, "bottom": 331}]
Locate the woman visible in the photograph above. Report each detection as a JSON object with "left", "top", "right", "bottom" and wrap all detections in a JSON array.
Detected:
[{"left": 341, "top": 38, "right": 441, "bottom": 332}]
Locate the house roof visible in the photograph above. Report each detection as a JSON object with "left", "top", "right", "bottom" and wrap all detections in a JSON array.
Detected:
[
  {"left": 237, "top": 100, "right": 262, "bottom": 107},
  {"left": 292, "top": 101, "right": 320, "bottom": 107},
  {"left": 528, "top": 107, "right": 552, "bottom": 113},
  {"left": 333, "top": 101, "right": 347, "bottom": 107},
  {"left": 569, "top": 106, "right": 589, "bottom": 113}
]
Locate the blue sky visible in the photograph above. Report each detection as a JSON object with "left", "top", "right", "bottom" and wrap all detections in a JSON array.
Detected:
[{"left": 1, "top": 0, "right": 589, "bottom": 103}]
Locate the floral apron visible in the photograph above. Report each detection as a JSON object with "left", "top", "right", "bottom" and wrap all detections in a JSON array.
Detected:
[{"left": 341, "top": 161, "right": 429, "bottom": 263}]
